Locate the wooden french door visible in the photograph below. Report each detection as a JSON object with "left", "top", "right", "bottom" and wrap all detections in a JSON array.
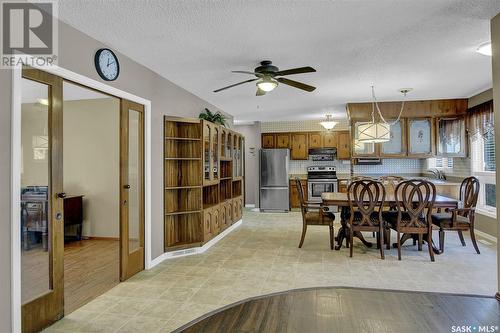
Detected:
[
  {"left": 119, "top": 99, "right": 145, "bottom": 280},
  {"left": 21, "top": 68, "right": 64, "bottom": 333}
]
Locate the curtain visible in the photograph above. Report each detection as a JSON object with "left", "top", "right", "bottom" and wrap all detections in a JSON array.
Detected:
[{"left": 466, "top": 100, "right": 494, "bottom": 140}]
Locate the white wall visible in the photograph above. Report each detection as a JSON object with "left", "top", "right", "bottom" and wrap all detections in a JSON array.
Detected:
[{"left": 63, "top": 98, "right": 120, "bottom": 238}]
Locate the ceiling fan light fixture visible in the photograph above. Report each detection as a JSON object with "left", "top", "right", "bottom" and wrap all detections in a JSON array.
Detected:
[
  {"left": 256, "top": 77, "right": 278, "bottom": 92},
  {"left": 319, "top": 114, "right": 338, "bottom": 130}
]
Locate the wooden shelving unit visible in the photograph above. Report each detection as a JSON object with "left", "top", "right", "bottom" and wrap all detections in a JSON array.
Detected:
[{"left": 164, "top": 116, "right": 244, "bottom": 252}]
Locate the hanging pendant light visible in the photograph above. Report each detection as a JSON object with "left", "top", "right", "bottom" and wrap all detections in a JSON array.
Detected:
[
  {"left": 319, "top": 114, "right": 338, "bottom": 130},
  {"left": 356, "top": 86, "right": 411, "bottom": 143}
]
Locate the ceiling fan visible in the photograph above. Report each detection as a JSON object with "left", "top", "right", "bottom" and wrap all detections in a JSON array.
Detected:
[{"left": 214, "top": 60, "right": 317, "bottom": 96}]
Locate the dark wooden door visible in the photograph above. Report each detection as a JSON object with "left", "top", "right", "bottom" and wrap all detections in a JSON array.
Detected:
[
  {"left": 290, "top": 133, "right": 308, "bottom": 160},
  {"left": 21, "top": 68, "right": 65, "bottom": 333},
  {"left": 120, "top": 99, "right": 145, "bottom": 280}
]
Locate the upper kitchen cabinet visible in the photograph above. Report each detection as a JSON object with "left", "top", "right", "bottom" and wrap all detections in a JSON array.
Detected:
[
  {"left": 203, "top": 120, "right": 220, "bottom": 185},
  {"left": 322, "top": 131, "right": 338, "bottom": 148},
  {"left": 290, "top": 132, "right": 308, "bottom": 160},
  {"left": 275, "top": 133, "right": 290, "bottom": 148},
  {"left": 380, "top": 119, "right": 407, "bottom": 157},
  {"left": 308, "top": 132, "right": 323, "bottom": 148},
  {"left": 436, "top": 116, "right": 467, "bottom": 157},
  {"left": 261, "top": 133, "right": 275, "bottom": 148},
  {"left": 407, "top": 118, "right": 434, "bottom": 157},
  {"left": 352, "top": 121, "right": 378, "bottom": 157},
  {"left": 336, "top": 131, "right": 351, "bottom": 159}
]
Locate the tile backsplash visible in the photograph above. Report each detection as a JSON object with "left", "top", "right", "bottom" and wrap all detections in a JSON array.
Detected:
[
  {"left": 289, "top": 158, "right": 424, "bottom": 175},
  {"left": 261, "top": 119, "right": 350, "bottom": 132}
]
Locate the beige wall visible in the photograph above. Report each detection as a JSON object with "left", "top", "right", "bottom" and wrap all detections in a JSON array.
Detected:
[
  {"left": 0, "top": 19, "right": 234, "bottom": 331},
  {"left": 63, "top": 98, "right": 120, "bottom": 238},
  {"left": 491, "top": 12, "right": 500, "bottom": 299}
]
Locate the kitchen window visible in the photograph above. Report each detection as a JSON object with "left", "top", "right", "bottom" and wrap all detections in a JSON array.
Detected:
[
  {"left": 428, "top": 157, "right": 453, "bottom": 169},
  {"left": 467, "top": 100, "right": 496, "bottom": 218}
]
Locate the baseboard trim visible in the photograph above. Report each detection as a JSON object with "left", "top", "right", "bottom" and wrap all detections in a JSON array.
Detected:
[
  {"left": 475, "top": 230, "right": 497, "bottom": 244},
  {"left": 245, "top": 204, "right": 255, "bottom": 208},
  {"left": 149, "top": 219, "right": 242, "bottom": 268}
]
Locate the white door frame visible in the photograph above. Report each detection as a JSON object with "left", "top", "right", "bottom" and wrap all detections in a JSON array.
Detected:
[{"left": 11, "top": 65, "right": 152, "bottom": 333}]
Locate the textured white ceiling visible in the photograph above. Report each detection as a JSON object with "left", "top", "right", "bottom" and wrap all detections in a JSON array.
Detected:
[{"left": 58, "top": 0, "right": 499, "bottom": 121}]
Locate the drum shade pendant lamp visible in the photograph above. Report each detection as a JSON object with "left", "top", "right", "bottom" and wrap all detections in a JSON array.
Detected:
[
  {"left": 357, "top": 86, "right": 411, "bottom": 143},
  {"left": 320, "top": 114, "right": 338, "bottom": 130}
]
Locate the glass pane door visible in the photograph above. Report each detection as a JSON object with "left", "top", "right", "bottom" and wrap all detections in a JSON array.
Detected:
[
  {"left": 21, "top": 68, "right": 64, "bottom": 333},
  {"left": 120, "top": 100, "right": 144, "bottom": 280}
]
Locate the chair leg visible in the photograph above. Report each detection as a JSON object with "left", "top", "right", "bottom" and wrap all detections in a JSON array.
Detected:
[
  {"left": 329, "top": 225, "right": 334, "bottom": 250},
  {"left": 372, "top": 231, "right": 376, "bottom": 238},
  {"left": 438, "top": 229, "right": 445, "bottom": 253},
  {"left": 385, "top": 228, "right": 391, "bottom": 250},
  {"left": 427, "top": 231, "right": 435, "bottom": 262},
  {"left": 376, "top": 232, "right": 380, "bottom": 249},
  {"left": 397, "top": 231, "right": 401, "bottom": 260},
  {"left": 457, "top": 231, "right": 466, "bottom": 246},
  {"left": 413, "top": 238, "right": 417, "bottom": 246},
  {"left": 418, "top": 234, "right": 423, "bottom": 251},
  {"left": 469, "top": 226, "right": 480, "bottom": 254},
  {"left": 349, "top": 228, "right": 354, "bottom": 258},
  {"left": 378, "top": 232, "right": 385, "bottom": 260},
  {"left": 298, "top": 224, "right": 307, "bottom": 248}
]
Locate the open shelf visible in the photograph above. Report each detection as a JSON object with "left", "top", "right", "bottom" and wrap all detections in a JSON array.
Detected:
[
  {"left": 220, "top": 179, "right": 232, "bottom": 201},
  {"left": 220, "top": 160, "right": 232, "bottom": 179},
  {"left": 164, "top": 187, "right": 202, "bottom": 214},
  {"left": 164, "top": 212, "right": 203, "bottom": 250},
  {"left": 164, "top": 119, "right": 201, "bottom": 139},
  {"left": 165, "top": 159, "right": 202, "bottom": 188},
  {"left": 203, "top": 184, "right": 219, "bottom": 209},
  {"left": 165, "top": 140, "right": 201, "bottom": 159},
  {"left": 232, "top": 180, "right": 242, "bottom": 198}
]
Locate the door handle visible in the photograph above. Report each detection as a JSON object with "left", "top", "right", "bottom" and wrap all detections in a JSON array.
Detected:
[
  {"left": 123, "top": 184, "right": 131, "bottom": 189},
  {"left": 57, "top": 192, "right": 66, "bottom": 198}
]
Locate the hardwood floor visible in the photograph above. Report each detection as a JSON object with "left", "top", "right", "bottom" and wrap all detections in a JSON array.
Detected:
[
  {"left": 176, "top": 287, "right": 500, "bottom": 333},
  {"left": 64, "top": 239, "right": 119, "bottom": 314}
]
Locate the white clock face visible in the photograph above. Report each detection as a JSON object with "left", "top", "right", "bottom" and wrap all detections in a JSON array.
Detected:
[{"left": 97, "top": 49, "right": 119, "bottom": 81}]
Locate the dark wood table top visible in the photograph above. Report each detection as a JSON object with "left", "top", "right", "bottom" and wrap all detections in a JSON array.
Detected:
[{"left": 321, "top": 192, "right": 458, "bottom": 208}]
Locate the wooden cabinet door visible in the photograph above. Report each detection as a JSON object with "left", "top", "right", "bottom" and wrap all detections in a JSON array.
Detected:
[
  {"left": 261, "top": 133, "right": 276, "bottom": 148},
  {"left": 380, "top": 119, "right": 406, "bottom": 158},
  {"left": 407, "top": 118, "right": 435, "bottom": 157},
  {"left": 275, "top": 133, "right": 290, "bottom": 148},
  {"left": 203, "top": 209, "right": 213, "bottom": 241},
  {"left": 322, "top": 132, "right": 337, "bottom": 148},
  {"left": 220, "top": 205, "right": 227, "bottom": 230},
  {"left": 290, "top": 133, "right": 308, "bottom": 160},
  {"left": 337, "top": 131, "right": 351, "bottom": 159},
  {"left": 289, "top": 180, "right": 307, "bottom": 208},
  {"left": 436, "top": 117, "right": 466, "bottom": 157},
  {"left": 211, "top": 206, "right": 220, "bottom": 235},
  {"left": 308, "top": 132, "right": 322, "bottom": 148}
]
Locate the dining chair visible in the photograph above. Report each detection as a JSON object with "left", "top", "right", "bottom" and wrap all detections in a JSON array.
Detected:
[
  {"left": 347, "top": 179, "right": 386, "bottom": 259},
  {"left": 295, "top": 178, "right": 335, "bottom": 249},
  {"left": 384, "top": 179, "right": 436, "bottom": 261},
  {"left": 431, "top": 176, "right": 480, "bottom": 254}
]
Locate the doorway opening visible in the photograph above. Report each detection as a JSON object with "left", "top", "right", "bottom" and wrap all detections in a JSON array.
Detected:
[
  {"left": 61, "top": 81, "right": 120, "bottom": 314},
  {"left": 19, "top": 67, "right": 147, "bottom": 332}
]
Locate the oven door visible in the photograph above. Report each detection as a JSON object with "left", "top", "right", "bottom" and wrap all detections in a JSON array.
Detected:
[{"left": 308, "top": 180, "right": 337, "bottom": 202}]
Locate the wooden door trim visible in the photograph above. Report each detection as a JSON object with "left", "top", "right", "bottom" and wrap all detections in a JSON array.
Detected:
[
  {"left": 120, "top": 99, "right": 145, "bottom": 281},
  {"left": 21, "top": 68, "right": 65, "bottom": 333}
]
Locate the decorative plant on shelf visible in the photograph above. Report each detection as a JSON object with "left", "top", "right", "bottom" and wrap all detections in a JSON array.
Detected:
[{"left": 199, "top": 108, "right": 228, "bottom": 127}]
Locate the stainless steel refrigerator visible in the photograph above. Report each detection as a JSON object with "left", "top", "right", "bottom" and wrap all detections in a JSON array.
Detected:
[{"left": 259, "top": 149, "right": 290, "bottom": 212}]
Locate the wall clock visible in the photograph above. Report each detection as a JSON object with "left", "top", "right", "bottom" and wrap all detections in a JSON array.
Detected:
[{"left": 94, "top": 48, "right": 120, "bottom": 81}]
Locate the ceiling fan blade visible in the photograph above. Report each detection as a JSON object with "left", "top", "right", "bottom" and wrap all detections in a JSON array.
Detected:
[
  {"left": 231, "top": 70, "right": 257, "bottom": 75},
  {"left": 276, "top": 66, "right": 316, "bottom": 76},
  {"left": 213, "top": 78, "right": 258, "bottom": 93},
  {"left": 256, "top": 88, "right": 266, "bottom": 96},
  {"left": 276, "top": 77, "right": 316, "bottom": 92}
]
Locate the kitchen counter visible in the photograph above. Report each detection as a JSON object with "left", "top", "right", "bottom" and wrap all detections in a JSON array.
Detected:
[
  {"left": 289, "top": 174, "right": 307, "bottom": 180},
  {"left": 335, "top": 174, "right": 462, "bottom": 186}
]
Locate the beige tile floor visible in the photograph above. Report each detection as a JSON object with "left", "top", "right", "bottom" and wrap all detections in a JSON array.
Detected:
[{"left": 44, "top": 209, "right": 498, "bottom": 333}]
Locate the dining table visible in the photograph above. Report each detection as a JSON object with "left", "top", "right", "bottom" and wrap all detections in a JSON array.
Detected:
[{"left": 321, "top": 192, "right": 459, "bottom": 252}]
